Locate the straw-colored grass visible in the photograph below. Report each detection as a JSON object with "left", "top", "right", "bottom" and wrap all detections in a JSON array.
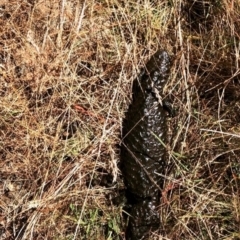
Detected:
[{"left": 0, "top": 0, "right": 239, "bottom": 239}]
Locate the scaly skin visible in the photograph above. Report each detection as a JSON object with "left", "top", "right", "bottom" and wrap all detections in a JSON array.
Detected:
[{"left": 121, "top": 50, "right": 170, "bottom": 240}]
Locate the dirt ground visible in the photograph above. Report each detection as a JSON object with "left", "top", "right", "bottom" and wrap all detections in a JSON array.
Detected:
[{"left": 0, "top": 1, "right": 240, "bottom": 239}]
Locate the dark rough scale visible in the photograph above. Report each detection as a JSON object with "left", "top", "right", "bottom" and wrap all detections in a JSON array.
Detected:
[{"left": 121, "top": 50, "right": 170, "bottom": 240}]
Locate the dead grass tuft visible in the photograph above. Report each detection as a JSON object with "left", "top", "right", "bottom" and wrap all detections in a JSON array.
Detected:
[{"left": 0, "top": 0, "right": 239, "bottom": 239}]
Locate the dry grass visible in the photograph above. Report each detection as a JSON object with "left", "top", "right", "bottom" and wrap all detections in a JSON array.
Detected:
[{"left": 0, "top": 0, "right": 239, "bottom": 239}]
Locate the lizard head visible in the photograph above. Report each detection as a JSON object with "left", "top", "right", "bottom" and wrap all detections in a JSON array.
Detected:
[{"left": 145, "top": 50, "right": 170, "bottom": 93}]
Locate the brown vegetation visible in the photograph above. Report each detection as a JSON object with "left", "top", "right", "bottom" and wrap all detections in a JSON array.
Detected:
[{"left": 0, "top": 0, "right": 239, "bottom": 239}]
